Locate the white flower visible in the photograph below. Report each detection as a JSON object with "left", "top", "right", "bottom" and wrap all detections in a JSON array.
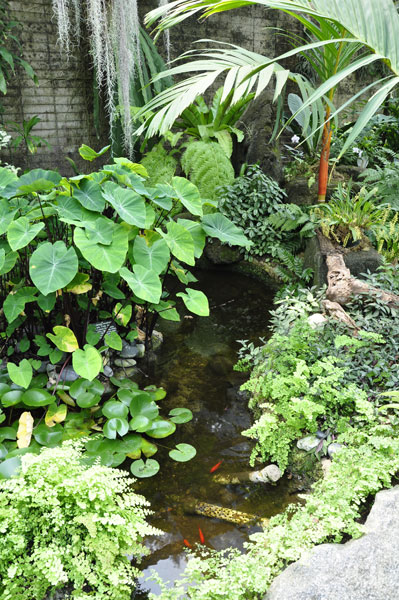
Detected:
[
  {"left": 352, "top": 147, "right": 363, "bottom": 157},
  {"left": 291, "top": 134, "right": 300, "bottom": 144}
]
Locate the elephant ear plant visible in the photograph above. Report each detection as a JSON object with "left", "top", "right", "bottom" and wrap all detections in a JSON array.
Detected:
[{"left": 0, "top": 144, "right": 251, "bottom": 478}]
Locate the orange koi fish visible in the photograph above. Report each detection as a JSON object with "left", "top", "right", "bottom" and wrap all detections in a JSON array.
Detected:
[
  {"left": 210, "top": 460, "right": 223, "bottom": 473},
  {"left": 198, "top": 527, "right": 205, "bottom": 544},
  {"left": 183, "top": 539, "right": 192, "bottom": 548}
]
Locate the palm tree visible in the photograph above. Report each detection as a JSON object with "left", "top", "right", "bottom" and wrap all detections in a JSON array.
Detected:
[{"left": 136, "top": 0, "right": 399, "bottom": 200}]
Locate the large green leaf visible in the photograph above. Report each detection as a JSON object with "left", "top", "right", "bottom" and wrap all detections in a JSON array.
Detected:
[
  {"left": 157, "top": 221, "right": 195, "bottom": 266},
  {"left": 7, "top": 217, "right": 45, "bottom": 251},
  {"left": 33, "top": 424, "right": 63, "bottom": 447},
  {"left": 102, "top": 181, "right": 147, "bottom": 227},
  {"left": 0, "top": 456, "right": 21, "bottom": 479},
  {"left": 74, "top": 224, "right": 128, "bottom": 273},
  {"left": 29, "top": 241, "right": 78, "bottom": 295},
  {"left": 79, "top": 144, "right": 110, "bottom": 161},
  {"left": 0, "top": 250, "right": 18, "bottom": 276},
  {"left": 201, "top": 213, "right": 251, "bottom": 247},
  {"left": 3, "top": 287, "right": 36, "bottom": 324},
  {"left": 171, "top": 176, "right": 203, "bottom": 216},
  {"left": 132, "top": 236, "right": 170, "bottom": 274},
  {"left": 0, "top": 166, "right": 18, "bottom": 191},
  {"left": 22, "top": 389, "right": 55, "bottom": 407},
  {"left": 177, "top": 288, "right": 210, "bottom": 316},
  {"left": 73, "top": 179, "right": 105, "bottom": 213},
  {"left": 56, "top": 196, "right": 99, "bottom": 225},
  {"left": 177, "top": 219, "right": 206, "bottom": 258},
  {"left": 120, "top": 265, "right": 162, "bottom": 303},
  {"left": 0, "top": 199, "right": 17, "bottom": 235},
  {"left": 16, "top": 169, "right": 61, "bottom": 195},
  {"left": 72, "top": 345, "right": 103, "bottom": 381},
  {"left": 47, "top": 326, "right": 79, "bottom": 352},
  {"left": 83, "top": 217, "right": 115, "bottom": 245}
]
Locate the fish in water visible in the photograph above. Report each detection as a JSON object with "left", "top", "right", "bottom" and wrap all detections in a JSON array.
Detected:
[
  {"left": 183, "top": 539, "right": 192, "bottom": 548},
  {"left": 198, "top": 527, "right": 205, "bottom": 544},
  {"left": 210, "top": 460, "right": 223, "bottom": 473}
]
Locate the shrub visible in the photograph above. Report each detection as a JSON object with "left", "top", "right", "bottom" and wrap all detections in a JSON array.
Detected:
[{"left": 0, "top": 442, "right": 160, "bottom": 600}]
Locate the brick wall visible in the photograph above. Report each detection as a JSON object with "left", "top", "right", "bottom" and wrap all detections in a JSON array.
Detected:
[{"left": 0, "top": 0, "right": 107, "bottom": 175}]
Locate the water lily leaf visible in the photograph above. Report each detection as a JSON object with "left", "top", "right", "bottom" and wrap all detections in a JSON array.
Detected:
[
  {"left": 113, "top": 302, "right": 132, "bottom": 327},
  {"left": 69, "top": 378, "right": 104, "bottom": 400},
  {"left": 176, "top": 288, "right": 209, "bottom": 317},
  {"left": 169, "top": 443, "right": 196, "bottom": 462},
  {"left": 17, "top": 411, "right": 34, "bottom": 448},
  {"left": 201, "top": 213, "right": 251, "bottom": 247},
  {"left": 0, "top": 456, "right": 21, "bottom": 479},
  {"left": 1, "top": 390, "right": 24, "bottom": 407},
  {"left": 45, "top": 404, "right": 67, "bottom": 427},
  {"left": 47, "top": 326, "right": 79, "bottom": 352},
  {"left": 119, "top": 433, "right": 143, "bottom": 458},
  {"left": 33, "top": 423, "right": 63, "bottom": 447},
  {"left": 64, "top": 273, "right": 92, "bottom": 294},
  {"left": 132, "top": 236, "right": 170, "bottom": 274},
  {"left": 79, "top": 143, "right": 110, "bottom": 161},
  {"left": 30, "top": 241, "right": 78, "bottom": 295},
  {"left": 145, "top": 418, "right": 176, "bottom": 439},
  {"left": 7, "top": 217, "right": 45, "bottom": 251},
  {"left": 73, "top": 179, "right": 105, "bottom": 212},
  {"left": 157, "top": 221, "right": 195, "bottom": 266},
  {"left": 130, "top": 458, "right": 160, "bottom": 478},
  {"left": 102, "top": 181, "right": 146, "bottom": 227},
  {"left": 171, "top": 177, "right": 203, "bottom": 217},
  {"left": 0, "top": 427, "right": 16, "bottom": 442},
  {"left": 129, "top": 393, "right": 159, "bottom": 421},
  {"left": 103, "top": 417, "right": 129, "bottom": 439},
  {"left": 129, "top": 414, "right": 152, "bottom": 432},
  {"left": 22, "top": 388, "right": 55, "bottom": 407},
  {"left": 7, "top": 359, "right": 32, "bottom": 389},
  {"left": 169, "top": 407, "right": 193, "bottom": 424},
  {"left": 140, "top": 437, "right": 158, "bottom": 458},
  {"left": 144, "top": 385, "right": 167, "bottom": 401},
  {"left": 102, "top": 400, "right": 129, "bottom": 419},
  {"left": 120, "top": 265, "right": 162, "bottom": 304},
  {"left": 104, "top": 331, "right": 122, "bottom": 351},
  {"left": 72, "top": 344, "right": 102, "bottom": 381},
  {"left": 74, "top": 224, "right": 128, "bottom": 273},
  {"left": 75, "top": 392, "right": 100, "bottom": 409}
]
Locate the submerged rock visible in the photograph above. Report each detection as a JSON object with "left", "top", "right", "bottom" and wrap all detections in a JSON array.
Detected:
[{"left": 264, "top": 485, "right": 399, "bottom": 600}]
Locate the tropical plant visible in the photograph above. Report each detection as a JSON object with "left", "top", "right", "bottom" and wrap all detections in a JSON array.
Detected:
[
  {"left": 0, "top": 442, "right": 161, "bottom": 600},
  {"left": 312, "top": 181, "right": 390, "bottom": 246},
  {"left": 0, "top": 0, "right": 37, "bottom": 97},
  {"left": 140, "top": 0, "right": 399, "bottom": 199},
  {"left": 360, "top": 149, "right": 399, "bottom": 209},
  {"left": 6, "top": 115, "right": 50, "bottom": 155}
]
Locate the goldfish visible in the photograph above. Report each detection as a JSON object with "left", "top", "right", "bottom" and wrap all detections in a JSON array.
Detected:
[
  {"left": 198, "top": 527, "right": 205, "bottom": 544},
  {"left": 210, "top": 460, "right": 223, "bottom": 473},
  {"left": 183, "top": 539, "right": 192, "bottom": 548}
]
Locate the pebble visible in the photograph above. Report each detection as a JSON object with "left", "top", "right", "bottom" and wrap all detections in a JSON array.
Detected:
[
  {"left": 297, "top": 435, "right": 320, "bottom": 452},
  {"left": 327, "top": 442, "right": 344, "bottom": 458}
]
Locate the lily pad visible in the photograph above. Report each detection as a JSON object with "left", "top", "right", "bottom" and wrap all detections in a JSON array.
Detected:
[
  {"left": 130, "top": 458, "right": 160, "bottom": 478},
  {"left": 169, "top": 443, "right": 197, "bottom": 462}
]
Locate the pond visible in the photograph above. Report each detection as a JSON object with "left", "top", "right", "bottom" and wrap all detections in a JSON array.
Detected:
[{"left": 133, "top": 270, "right": 300, "bottom": 597}]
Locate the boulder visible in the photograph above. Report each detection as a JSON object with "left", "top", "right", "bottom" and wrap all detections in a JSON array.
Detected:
[
  {"left": 296, "top": 435, "right": 319, "bottom": 452},
  {"left": 204, "top": 239, "right": 243, "bottom": 265},
  {"left": 264, "top": 485, "right": 399, "bottom": 600}
]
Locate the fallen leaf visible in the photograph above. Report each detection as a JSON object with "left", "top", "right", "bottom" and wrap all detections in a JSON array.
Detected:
[{"left": 17, "top": 411, "right": 34, "bottom": 448}]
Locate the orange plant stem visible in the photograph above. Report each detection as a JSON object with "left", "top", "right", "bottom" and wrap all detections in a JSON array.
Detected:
[{"left": 318, "top": 106, "right": 332, "bottom": 203}]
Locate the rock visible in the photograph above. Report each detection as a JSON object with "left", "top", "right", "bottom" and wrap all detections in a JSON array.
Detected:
[
  {"left": 114, "top": 357, "right": 137, "bottom": 368},
  {"left": 135, "top": 343, "right": 145, "bottom": 358},
  {"left": 307, "top": 313, "right": 327, "bottom": 328},
  {"left": 264, "top": 485, "right": 399, "bottom": 600},
  {"left": 321, "top": 458, "right": 332, "bottom": 477},
  {"left": 296, "top": 436, "right": 319, "bottom": 452},
  {"left": 119, "top": 340, "right": 139, "bottom": 359},
  {"left": 204, "top": 239, "right": 243, "bottom": 265},
  {"left": 327, "top": 442, "right": 344, "bottom": 458},
  {"left": 46, "top": 364, "right": 79, "bottom": 382},
  {"left": 152, "top": 330, "right": 163, "bottom": 351},
  {"left": 103, "top": 364, "right": 113, "bottom": 378},
  {"left": 249, "top": 464, "right": 282, "bottom": 483}
]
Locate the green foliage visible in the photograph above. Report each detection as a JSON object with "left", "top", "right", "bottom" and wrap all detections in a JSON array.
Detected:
[
  {"left": 181, "top": 140, "right": 235, "bottom": 201},
  {"left": 0, "top": 442, "right": 161, "bottom": 599},
  {"left": 6, "top": 116, "right": 50, "bottom": 155},
  {"left": 360, "top": 149, "right": 399, "bottom": 210},
  {"left": 141, "top": 142, "right": 178, "bottom": 186},
  {"left": 312, "top": 181, "right": 389, "bottom": 246}
]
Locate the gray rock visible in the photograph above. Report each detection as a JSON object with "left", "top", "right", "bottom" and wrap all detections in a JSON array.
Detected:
[
  {"left": 327, "top": 442, "right": 344, "bottom": 458},
  {"left": 296, "top": 435, "right": 319, "bottom": 452},
  {"left": 204, "top": 239, "right": 243, "bottom": 265},
  {"left": 119, "top": 340, "right": 139, "bottom": 359},
  {"left": 307, "top": 313, "right": 327, "bottom": 329},
  {"left": 103, "top": 364, "right": 113, "bottom": 378},
  {"left": 114, "top": 357, "right": 137, "bottom": 368},
  {"left": 249, "top": 464, "right": 282, "bottom": 483},
  {"left": 264, "top": 485, "right": 399, "bottom": 600},
  {"left": 135, "top": 343, "right": 145, "bottom": 358},
  {"left": 46, "top": 364, "right": 79, "bottom": 382}
]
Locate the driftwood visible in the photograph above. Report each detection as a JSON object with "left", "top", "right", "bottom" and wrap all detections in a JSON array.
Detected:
[{"left": 321, "top": 299, "right": 358, "bottom": 332}]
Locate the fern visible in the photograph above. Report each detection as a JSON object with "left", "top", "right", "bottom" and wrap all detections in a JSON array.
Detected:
[
  {"left": 269, "top": 246, "right": 313, "bottom": 284},
  {"left": 360, "top": 149, "right": 399, "bottom": 209},
  {"left": 181, "top": 140, "right": 235, "bottom": 201},
  {"left": 141, "top": 142, "right": 177, "bottom": 186}
]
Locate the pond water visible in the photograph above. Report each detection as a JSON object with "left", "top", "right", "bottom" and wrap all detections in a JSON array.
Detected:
[{"left": 133, "top": 270, "right": 298, "bottom": 597}]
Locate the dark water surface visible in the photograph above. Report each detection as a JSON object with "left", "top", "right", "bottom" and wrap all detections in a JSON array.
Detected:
[{"left": 133, "top": 270, "right": 297, "bottom": 597}]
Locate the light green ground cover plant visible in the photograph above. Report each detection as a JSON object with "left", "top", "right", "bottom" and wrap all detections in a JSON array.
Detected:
[{"left": 0, "top": 441, "right": 161, "bottom": 600}]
